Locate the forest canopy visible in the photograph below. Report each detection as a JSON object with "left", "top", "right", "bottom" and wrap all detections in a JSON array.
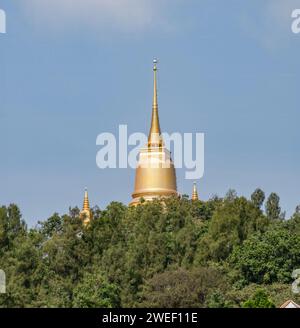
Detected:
[{"left": 0, "top": 189, "right": 300, "bottom": 308}]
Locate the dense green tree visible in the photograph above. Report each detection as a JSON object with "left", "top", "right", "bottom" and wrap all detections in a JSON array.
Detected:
[
  {"left": 38, "top": 213, "right": 63, "bottom": 238},
  {"left": 0, "top": 204, "right": 26, "bottom": 253},
  {"left": 73, "top": 270, "right": 120, "bottom": 308},
  {"left": 251, "top": 188, "right": 265, "bottom": 209},
  {"left": 139, "top": 267, "right": 226, "bottom": 308},
  {"left": 230, "top": 225, "right": 300, "bottom": 284},
  {"left": 196, "top": 196, "right": 268, "bottom": 262},
  {"left": 287, "top": 207, "right": 300, "bottom": 235},
  {"left": 0, "top": 192, "right": 299, "bottom": 308},
  {"left": 206, "top": 291, "right": 233, "bottom": 308},
  {"left": 242, "top": 288, "right": 275, "bottom": 308},
  {"left": 266, "top": 193, "right": 281, "bottom": 220}
]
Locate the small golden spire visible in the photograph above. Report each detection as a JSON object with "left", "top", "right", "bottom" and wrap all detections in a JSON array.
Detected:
[
  {"left": 192, "top": 181, "right": 199, "bottom": 201},
  {"left": 148, "top": 59, "right": 163, "bottom": 148},
  {"left": 80, "top": 187, "right": 93, "bottom": 225},
  {"left": 83, "top": 187, "right": 90, "bottom": 211}
]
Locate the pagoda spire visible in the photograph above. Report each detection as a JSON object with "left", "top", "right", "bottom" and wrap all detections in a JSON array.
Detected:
[
  {"left": 148, "top": 59, "right": 163, "bottom": 147},
  {"left": 192, "top": 182, "right": 199, "bottom": 201},
  {"left": 80, "top": 187, "right": 93, "bottom": 226},
  {"left": 130, "top": 60, "right": 178, "bottom": 206},
  {"left": 82, "top": 187, "right": 90, "bottom": 211}
]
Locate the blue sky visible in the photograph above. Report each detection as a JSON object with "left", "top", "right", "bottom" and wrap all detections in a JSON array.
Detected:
[{"left": 1, "top": 0, "right": 300, "bottom": 226}]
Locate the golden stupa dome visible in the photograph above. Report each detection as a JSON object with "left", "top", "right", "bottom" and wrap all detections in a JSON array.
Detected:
[{"left": 130, "top": 60, "right": 178, "bottom": 206}]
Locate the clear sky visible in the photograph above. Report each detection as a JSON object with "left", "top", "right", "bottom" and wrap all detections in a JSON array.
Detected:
[{"left": 1, "top": 0, "right": 300, "bottom": 226}]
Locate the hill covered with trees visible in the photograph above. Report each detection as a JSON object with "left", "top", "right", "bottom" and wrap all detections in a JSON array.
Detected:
[{"left": 0, "top": 189, "right": 300, "bottom": 308}]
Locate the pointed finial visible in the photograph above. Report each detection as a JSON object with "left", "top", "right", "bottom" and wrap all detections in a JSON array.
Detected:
[
  {"left": 192, "top": 181, "right": 199, "bottom": 201},
  {"left": 148, "top": 58, "right": 163, "bottom": 147},
  {"left": 80, "top": 187, "right": 93, "bottom": 226}
]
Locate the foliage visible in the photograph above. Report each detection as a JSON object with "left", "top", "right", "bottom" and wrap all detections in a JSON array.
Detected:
[
  {"left": 73, "top": 270, "right": 120, "bottom": 308},
  {"left": 230, "top": 225, "right": 300, "bottom": 284},
  {"left": 265, "top": 193, "right": 281, "bottom": 220},
  {"left": 251, "top": 188, "right": 265, "bottom": 209},
  {"left": 242, "top": 288, "right": 275, "bottom": 308},
  {"left": 139, "top": 267, "right": 226, "bottom": 308},
  {"left": 196, "top": 197, "right": 268, "bottom": 263},
  {"left": 0, "top": 189, "right": 299, "bottom": 308}
]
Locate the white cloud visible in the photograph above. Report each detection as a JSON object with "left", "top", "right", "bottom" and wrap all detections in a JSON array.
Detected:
[{"left": 22, "top": 0, "right": 173, "bottom": 32}]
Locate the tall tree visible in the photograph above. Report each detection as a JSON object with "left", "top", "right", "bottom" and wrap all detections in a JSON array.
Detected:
[
  {"left": 251, "top": 188, "right": 265, "bottom": 209},
  {"left": 225, "top": 189, "right": 237, "bottom": 202},
  {"left": 265, "top": 193, "right": 281, "bottom": 220}
]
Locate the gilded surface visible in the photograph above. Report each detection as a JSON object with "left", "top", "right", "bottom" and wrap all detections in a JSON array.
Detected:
[{"left": 130, "top": 61, "right": 178, "bottom": 206}]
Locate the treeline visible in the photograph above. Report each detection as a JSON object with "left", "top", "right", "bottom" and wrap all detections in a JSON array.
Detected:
[{"left": 0, "top": 189, "right": 300, "bottom": 308}]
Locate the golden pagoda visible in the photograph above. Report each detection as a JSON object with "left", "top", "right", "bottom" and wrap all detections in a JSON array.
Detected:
[
  {"left": 80, "top": 188, "right": 93, "bottom": 225},
  {"left": 191, "top": 181, "right": 199, "bottom": 201},
  {"left": 130, "top": 60, "right": 178, "bottom": 206}
]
